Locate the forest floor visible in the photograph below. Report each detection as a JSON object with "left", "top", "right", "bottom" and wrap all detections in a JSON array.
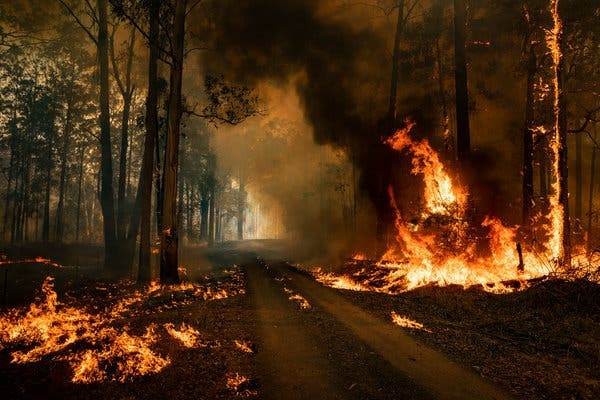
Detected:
[{"left": 0, "top": 241, "right": 598, "bottom": 399}]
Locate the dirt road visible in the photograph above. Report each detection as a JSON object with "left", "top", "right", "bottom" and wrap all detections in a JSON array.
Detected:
[{"left": 244, "top": 257, "right": 511, "bottom": 400}]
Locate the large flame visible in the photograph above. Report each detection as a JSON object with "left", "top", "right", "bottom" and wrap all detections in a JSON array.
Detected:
[
  {"left": 315, "top": 117, "right": 598, "bottom": 294},
  {"left": 385, "top": 120, "right": 466, "bottom": 217}
]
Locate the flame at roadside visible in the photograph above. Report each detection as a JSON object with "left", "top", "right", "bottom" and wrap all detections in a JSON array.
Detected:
[{"left": 315, "top": 120, "right": 597, "bottom": 294}]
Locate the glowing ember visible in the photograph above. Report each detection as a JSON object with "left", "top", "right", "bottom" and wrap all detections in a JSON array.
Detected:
[
  {"left": 234, "top": 339, "right": 254, "bottom": 354},
  {"left": 164, "top": 323, "right": 203, "bottom": 348},
  {"left": 391, "top": 312, "right": 431, "bottom": 332},
  {"left": 283, "top": 287, "right": 311, "bottom": 309},
  {"left": 226, "top": 372, "right": 257, "bottom": 397},
  {"left": 0, "top": 255, "right": 61, "bottom": 268}
]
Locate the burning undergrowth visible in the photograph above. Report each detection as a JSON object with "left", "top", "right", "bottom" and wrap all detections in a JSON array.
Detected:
[
  {"left": 0, "top": 268, "right": 246, "bottom": 384},
  {"left": 314, "top": 121, "right": 600, "bottom": 294}
]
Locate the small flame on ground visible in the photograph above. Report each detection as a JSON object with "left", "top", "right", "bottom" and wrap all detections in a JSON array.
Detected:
[
  {"left": 283, "top": 287, "right": 311, "bottom": 310},
  {"left": 234, "top": 339, "right": 254, "bottom": 354},
  {"left": 226, "top": 372, "right": 257, "bottom": 397},
  {"left": 391, "top": 311, "right": 431, "bottom": 332},
  {"left": 164, "top": 323, "right": 203, "bottom": 348}
]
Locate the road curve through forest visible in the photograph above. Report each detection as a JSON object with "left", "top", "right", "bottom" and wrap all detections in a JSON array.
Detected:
[{"left": 244, "top": 258, "right": 512, "bottom": 400}]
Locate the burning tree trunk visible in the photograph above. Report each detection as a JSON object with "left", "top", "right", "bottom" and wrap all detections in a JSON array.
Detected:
[
  {"left": 159, "top": 0, "right": 187, "bottom": 284},
  {"left": 522, "top": 46, "right": 536, "bottom": 225},
  {"left": 453, "top": 0, "right": 471, "bottom": 162},
  {"left": 548, "top": 0, "right": 570, "bottom": 266},
  {"left": 137, "top": 0, "right": 160, "bottom": 283}
]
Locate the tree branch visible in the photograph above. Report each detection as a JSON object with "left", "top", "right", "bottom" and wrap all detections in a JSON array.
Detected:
[{"left": 56, "top": 0, "right": 98, "bottom": 45}]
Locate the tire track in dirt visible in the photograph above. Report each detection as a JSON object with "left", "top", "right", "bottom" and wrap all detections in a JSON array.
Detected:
[
  {"left": 246, "top": 259, "right": 434, "bottom": 400},
  {"left": 269, "top": 261, "right": 513, "bottom": 400}
]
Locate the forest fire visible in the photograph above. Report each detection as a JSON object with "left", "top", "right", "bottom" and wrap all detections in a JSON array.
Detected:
[
  {"left": 315, "top": 119, "right": 595, "bottom": 294},
  {"left": 0, "top": 273, "right": 245, "bottom": 383}
]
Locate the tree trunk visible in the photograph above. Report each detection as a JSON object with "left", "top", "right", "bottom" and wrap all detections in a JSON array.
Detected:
[
  {"left": 453, "top": 0, "right": 470, "bottom": 161},
  {"left": 387, "top": 0, "right": 405, "bottom": 125},
  {"left": 3, "top": 147, "right": 14, "bottom": 240},
  {"left": 200, "top": 192, "right": 208, "bottom": 241},
  {"left": 237, "top": 177, "right": 245, "bottom": 240},
  {"left": 116, "top": 27, "right": 136, "bottom": 240},
  {"left": 42, "top": 133, "right": 53, "bottom": 242},
  {"left": 75, "top": 144, "right": 85, "bottom": 243},
  {"left": 97, "top": 0, "right": 118, "bottom": 271},
  {"left": 55, "top": 99, "right": 73, "bottom": 242},
  {"left": 575, "top": 131, "right": 583, "bottom": 222},
  {"left": 587, "top": 127, "right": 597, "bottom": 252},
  {"left": 137, "top": 0, "right": 160, "bottom": 283},
  {"left": 435, "top": 38, "right": 451, "bottom": 152},
  {"left": 208, "top": 186, "right": 215, "bottom": 247},
  {"left": 552, "top": 0, "right": 570, "bottom": 265},
  {"left": 522, "top": 46, "right": 536, "bottom": 225},
  {"left": 159, "top": 0, "right": 186, "bottom": 284}
]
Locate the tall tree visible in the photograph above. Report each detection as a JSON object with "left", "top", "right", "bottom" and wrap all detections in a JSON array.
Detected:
[
  {"left": 453, "top": 0, "right": 470, "bottom": 161},
  {"left": 136, "top": 0, "right": 159, "bottom": 282},
  {"left": 159, "top": 0, "right": 187, "bottom": 283}
]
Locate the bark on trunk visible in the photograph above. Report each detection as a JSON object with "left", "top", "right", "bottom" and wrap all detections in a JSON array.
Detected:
[
  {"left": 97, "top": 0, "right": 118, "bottom": 270},
  {"left": 387, "top": 0, "right": 405, "bottom": 125},
  {"left": 522, "top": 46, "right": 536, "bottom": 225},
  {"left": 75, "top": 145, "right": 85, "bottom": 242},
  {"left": 237, "top": 177, "right": 245, "bottom": 240},
  {"left": 42, "top": 132, "right": 53, "bottom": 242},
  {"left": 137, "top": 0, "right": 160, "bottom": 283},
  {"left": 453, "top": 0, "right": 470, "bottom": 162},
  {"left": 114, "top": 27, "right": 136, "bottom": 240},
  {"left": 159, "top": 0, "right": 186, "bottom": 284},
  {"left": 587, "top": 127, "right": 597, "bottom": 252}
]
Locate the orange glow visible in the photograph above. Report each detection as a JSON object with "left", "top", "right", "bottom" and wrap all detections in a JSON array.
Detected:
[{"left": 313, "top": 119, "right": 593, "bottom": 294}]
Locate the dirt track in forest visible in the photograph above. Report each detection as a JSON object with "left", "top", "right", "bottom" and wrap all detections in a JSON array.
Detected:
[{"left": 243, "top": 255, "right": 511, "bottom": 400}]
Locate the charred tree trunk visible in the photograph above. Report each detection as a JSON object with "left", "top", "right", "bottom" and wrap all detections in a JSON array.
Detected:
[
  {"left": 159, "top": 0, "right": 186, "bottom": 284},
  {"left": 97, "top": 0, "right": 118, "bottom": 271},
  {"left": 453, "top": 0, "right": 470, "bottom": 162},
  {"left": 522, "top": 46, "right": 536, "bottom": 225},
  {"left": 137, "top": 0, "right": 160, "bottom": 283}
]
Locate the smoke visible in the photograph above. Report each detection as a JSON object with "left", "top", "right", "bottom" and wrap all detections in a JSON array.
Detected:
[{"left": 194, "top": 0, "right": 418, "bottom": 250}]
